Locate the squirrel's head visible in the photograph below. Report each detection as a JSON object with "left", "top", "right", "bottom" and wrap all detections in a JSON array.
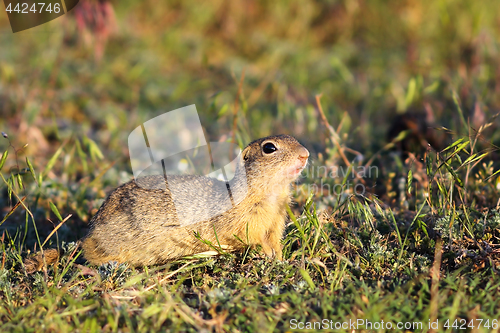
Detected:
[{"left": 239, "top": 134, "right": 309, "bottom": 190}]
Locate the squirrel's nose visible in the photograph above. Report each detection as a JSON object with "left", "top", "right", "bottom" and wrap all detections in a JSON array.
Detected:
[{"left": 298, "top": 146, "right": 309, "bottom": 162}]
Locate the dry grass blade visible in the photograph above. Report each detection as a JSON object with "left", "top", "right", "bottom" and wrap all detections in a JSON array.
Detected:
[
  {"left": 41, "top": 214, "right": 72, "bottom": 248},
  {"left": 230, "top": 68, "right": 246, "bottom": 159},
  {"left": 429, "top": 238, "right": 443, "bottom": 333},
  {"left": 143, "top": 262, "right": 192, "bottom": 292},
  {"left": 315, "top": 94, "right": 365, "bottom": 184},
  {"left": 0, "top": 195, "right": 26, "bottom": 225}
]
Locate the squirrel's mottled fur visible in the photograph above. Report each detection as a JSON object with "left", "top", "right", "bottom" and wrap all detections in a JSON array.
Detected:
[{"left": 25, "top": 134, "right": 309, "bottom": 271}]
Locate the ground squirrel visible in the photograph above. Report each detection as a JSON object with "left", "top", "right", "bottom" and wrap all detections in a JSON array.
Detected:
[{"left": 25, "top": 134, "right": 309, "bottom": 271}]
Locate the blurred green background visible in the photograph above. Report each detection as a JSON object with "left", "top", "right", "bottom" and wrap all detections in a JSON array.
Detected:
[{"left": 0, "top": 0, "right": 499, "bottom": 215}]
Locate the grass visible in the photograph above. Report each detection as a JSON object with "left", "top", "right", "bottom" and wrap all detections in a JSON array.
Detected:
[{"left": 1, "top": 0, "right": 500, "bottom": 332}]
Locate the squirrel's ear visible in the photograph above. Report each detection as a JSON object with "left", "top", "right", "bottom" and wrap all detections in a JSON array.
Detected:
[{"left": 242, "top": 146, "right": 251, "bottom": 161}]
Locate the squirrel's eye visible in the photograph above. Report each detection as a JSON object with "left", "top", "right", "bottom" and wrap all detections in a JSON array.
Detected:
[{"left": 263, "top": 142, "right": 277, "bottom": 154}]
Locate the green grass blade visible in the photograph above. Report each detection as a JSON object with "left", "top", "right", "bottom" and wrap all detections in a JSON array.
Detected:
[
  {"left": 0, "top": 150, "right": 8, "bottom": 171},
  {"left": 49, "top": 202, "right": 63, "bottom": 222}
]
